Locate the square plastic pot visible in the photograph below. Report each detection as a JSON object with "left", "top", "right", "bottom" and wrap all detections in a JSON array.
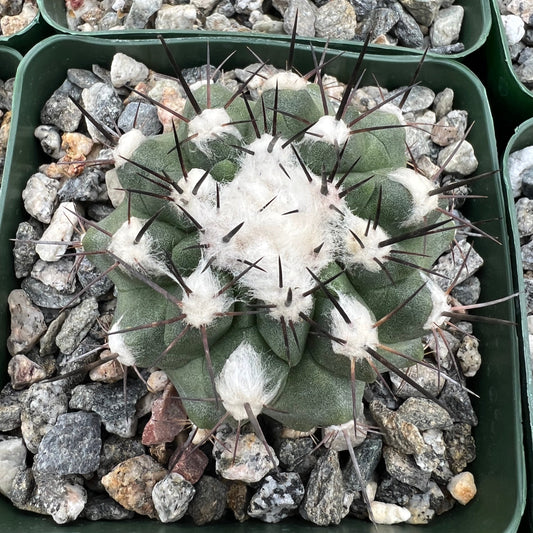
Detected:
[
  {"left": 485, "top": 0, "right": 533, "bottom": 144},
  {"left": 502, "top": 119, "right": 533, "bottom": 533},
  {"left": 0, "top": 34, "right": 526, "bottom": 532},
  {"left": 38, "top": 0, "right": 490, "bottom": 61}
]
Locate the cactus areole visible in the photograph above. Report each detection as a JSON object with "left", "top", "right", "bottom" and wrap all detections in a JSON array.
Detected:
[{"left": 83, "top": 63, "right": 455, "bottom": 436}]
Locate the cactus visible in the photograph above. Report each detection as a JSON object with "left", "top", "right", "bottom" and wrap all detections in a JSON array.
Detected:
[{"left": 82, "top": 48, "right": 458, "bottom": 445}]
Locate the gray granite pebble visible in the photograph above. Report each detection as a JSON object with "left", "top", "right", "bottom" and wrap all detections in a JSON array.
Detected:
[
  {"left": 248, "top": 472, "right": 304, "bottom": 522},
  {"left": 20, "top": 382, "right": 69, "bottom": 453},
  {"left": 40, "top": 80, "right": 83, "bottom": 132},
  {"left": 152, "top": 473, "right": 195, "bottom": 523},
  {"left": 343, "top": 436, "right": 383, "bottom": 492},
  {"left": 33, "top": 472, "right": 87, "bottom": 524},
  {"left": 21, "top": 276, "right": 81, "bottom": 310},
  {"left": 55, "top": 297, "right": 100, "bottom": 355},
  {"left": 81, "top": 83, "right": 123, "bottom": 143},
  {"left": 396, "top": 397, "right": 453, "bottom": 431},
  {"left": 315, "top": 0, "right": 356, "bottom": 40},
  {"left": 22, "top": 173, "right": 60, "bottom": 224},
  {"left": 33, "top": 411, "right": 101, "bottom": 475},
  {"left": 443, "top": 423, "right": 476, "bottom": 474},
  {"left": 375, "top": 473, "right": 418, "bottom": 507},
  {"left": 0, "top": 437, "right": 27, "bottom": 498},
  {"left": 278, "top": 436, "right": 317, "bottom": 477},
  {"left": 438, "top": 368, "right": 478, "bottom": 426},
  {"left": 383, "top": 446, "right": 431, "bottom": 491},
  {"left": 83, "top": 494, "right": 135, "bottom": 520},
  {"left": 70, "top": 378, "right": 146, "bottom": 438},
  {"left": 214, "top": 426, "right": 279, "bottom": 483},
  {"left": 13, "top": 219, "right": 42, "bottom": 279},
  {"left": 118, "top": 101, "right": 162, "bottom": 136},
  {"left": 188, "top": 475, "right": 228, "bottom": 525},
  {"left": 76, "top": 255, "right": 114, "bottom": 298},
  {"left": 7, "top": 289, "right": 47, "bottom": 356},
  {"left": 0, "top": 384, "right": 23, "bottom": 431},
  {"left": 58, "top": 169, "right": 103, "bottom": 202},
  {"left": 299, "top": 450, "right": 352, "bottom": 526}
]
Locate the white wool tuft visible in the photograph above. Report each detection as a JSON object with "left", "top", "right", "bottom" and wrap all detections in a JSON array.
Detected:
[
  {"left": 107, "top": 217, "right": 171, "bottom": 278},
  {"left": 215, "top": 341, "right": 281, "bottom": 421},
  {"left": 180, "top": 262, "right": 233, "bottom": 328},
  {"left": 388, "top": 167, "right": 439, "bottom": 226},
  {"left": 329, "top": 293, "right": 378, "bottom": 362},
  {"left": 262, "top": 71, "right": 307, "bottom": 92},
  {"left": 188, "top": 108, "right": 241, "bottom": 153},
  {"left": 113, "top": 128, "right": 146, "bottom": 168},
  {"left": 196, "top": 134, "right": 341, "bottom": 321},
  {"left": 169, "top": 167, "right": 217, "bottom": 221},
  {"left": 342, "top": 213, "right": 392, "bottom": 272},
  {"left": 108, "top": 316, "right": 136, "bottom": 366},
  {"left": 305, "top": 115, "right": 350, "bottom": 146},
  {"left": 421, "top": 273, "right": 451, "bottom": 329}
]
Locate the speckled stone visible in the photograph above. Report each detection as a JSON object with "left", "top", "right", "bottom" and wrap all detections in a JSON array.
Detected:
[
  {"left": 20, "top": 382, "right": 69, "bottom": 454},
  {"left": 248, "top": 472, "right": 305, "bottom": 522},
  {"left": 382, "top": 446, "right": 431, "bottom": 491},
  {"left": 443, "top": 423, "right": 476, "bottom": 474},
  {"left": 299, "top": 449, "right": 352, "bottom": 526},
  {"left": 101, "top": 454, "right": 166, "bottom": 518},
  {"left": 30, "top": 473, "right": 86, "bottom": 523},
  {"left": 0, "top": 437, "right": 27, "bottom": 498},
  {"left": 396, "top": 397, "right": 454, "bottom": 431},
  {"left": 214, "top": 426, "right": 279, "bottom": 483},
  {"left": 55, "top": 297, "right": 100, "bottom": 355},
  {"left": 343, "top": 436, "right": 383, "bottom": 492},
  {"left": 7, "top": 289, "right": 47, "bottom": 356},
  {"left": 278, "top": 436, "right": 317, "bottom": 477},
  {"left": 152, "top": 473, "right": 195, "bottom": 523},
  {"left": 69, "top": 378, "right": 147, "bottom": 438},
  {"left": 188, "top": 475, "right": 228, "bottom": 525},
  {"left": 40, "top": 80, "right": 83, "bottom": 133},
  {"left": 369, "top": 400, "right": 427, "bottom": 455},
  {"left": 13, "top": 219, "right": 42, "bottom": 279},
  {"left": 0, "top": 384, "right": 23, "bottom": 431},
  {"left": 82, "top": 494, "right": 135, "bottom": 521},
  {"left": 33, "top": 411, "right": 101, "bottom": 475}
]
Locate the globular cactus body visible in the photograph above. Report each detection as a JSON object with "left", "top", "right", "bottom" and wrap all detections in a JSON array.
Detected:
[{"left": 83, "top": 62, "right": 454, "bottom": 437}]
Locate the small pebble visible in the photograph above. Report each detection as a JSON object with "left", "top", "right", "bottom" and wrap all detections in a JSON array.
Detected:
[
  {"left": 370, "top": 500, "right": 411, "bottom": 524},
  {"left": 152, "top": 473, "right": 195, "bottom": 523},
  {"left": 0, "top": 437, "right": 27, "bottom": 498},
  {"left": 101, "top": 454, "right": 166, "bottom": 518},
  {"left": 188, "top": 475, "right": 227, "bottom": 525},
  {"left": 447, "top": 471, "right": 476, "bottom": 505}
]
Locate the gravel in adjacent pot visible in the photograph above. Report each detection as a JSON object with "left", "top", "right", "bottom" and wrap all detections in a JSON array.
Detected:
[
  {"left": 64, "top": 0, "right": 465, "bottom": 53},
  {"left": 498, "top": 0, "right": 533, "bottom": 89},
  {"left": 2, "top": 52, "right": 483, "bottom": 526},
  {"left": 506, "top": 145, "right": 533, "bottom": 350},
  {"left": 0, "top": 0, "right": 38, "bottom": 36}
]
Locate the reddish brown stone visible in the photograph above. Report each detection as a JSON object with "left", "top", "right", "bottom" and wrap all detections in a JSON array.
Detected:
[
  {"left": 169, "top": 443, "right": 208, "bottom": 484},
  {"left": 142, "top": 384, "right": 187, "bottom": 446}
]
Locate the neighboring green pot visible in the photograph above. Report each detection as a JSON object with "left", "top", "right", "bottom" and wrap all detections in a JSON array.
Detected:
[
  {"left": 0, "top": 11, "right": 52, "bottom": 54},
  {"left": 38, "top": 0, "right": 490, "bottom": 61},
  {"left": 0, "top": 34, "right": 525, "bottom": 532},
  {"left": 502, "top": 119, "right": 533, "bottom": 533},
  {"left": 485, "top": 0, "right": 533, "bottom": 144}
]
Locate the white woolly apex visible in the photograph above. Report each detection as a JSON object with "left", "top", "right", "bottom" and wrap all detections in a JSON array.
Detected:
[
  {"left": 180, "top": 262, "right": 233, "bottom": 329},
  {"left": 187, "top": 108, "right": 241, "bottom": 151},
  {"left": 108, "top": 316, "right": 136, "bottom": 367},
  {"left": 262, "top": 71, "right": 307, "bottom": 92},
  {"left": 421, "top": 273, "right": 451, "bottom": 329},
  {"left": 322, "top": 419, "right": 367, "bottom": 451},
  {"left": 305, "top": 114, "right": 350, "bottom": 146},
  {"left": 169, "top": 167, "right": 217, "bottom": 220},
  {"left": 388, "top": 167, "right": 439, "bottom": 226},
  {"left": 329, "top": 293, "right": 378, "bottom": 362},
  {"left": 342, "top": 213, "right": 392, "bottom": 272},
  {"left": 215, "top": 341, "right": 281, "bottom": 421},
  {"left": 107, "top": 217, "right": 171, "bottom": 278},
  {"left": 113, "top": 128, "right": 146, "bottom": 168}
]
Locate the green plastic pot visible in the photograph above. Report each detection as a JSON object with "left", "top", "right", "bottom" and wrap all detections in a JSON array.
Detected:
[
  {"left": 38, "top": 0, "right": 490, "bottom": 61},
  {"left": 502, "top": 119, "right": 533, "bottom": 533},
  {"left": 0, "top": 34, "right": 525, "bottom": 532},
  {"left": 485, "top": 0, "right": 533, "bottom": 144},
  {"left": 0, "top": 45, "right": 21, "bottom": 85}
]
